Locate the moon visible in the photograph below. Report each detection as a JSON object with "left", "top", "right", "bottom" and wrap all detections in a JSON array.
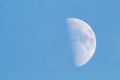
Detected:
[{"left": 66, "top": 18, "right": 96, "bottom": 67}]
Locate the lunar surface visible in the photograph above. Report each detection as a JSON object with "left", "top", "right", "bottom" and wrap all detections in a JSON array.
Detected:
[{"left": 66, "top": 18, "right": 96, "bottom": 67}]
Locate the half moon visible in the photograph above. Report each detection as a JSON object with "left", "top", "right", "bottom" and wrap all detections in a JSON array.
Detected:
[{"left": 66, "top": 18, "right": 96, "bottom": 67}]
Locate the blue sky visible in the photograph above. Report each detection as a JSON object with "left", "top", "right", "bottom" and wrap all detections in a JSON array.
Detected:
[{"left": 0, "top": 0, "right": 120, "bottom": 80}]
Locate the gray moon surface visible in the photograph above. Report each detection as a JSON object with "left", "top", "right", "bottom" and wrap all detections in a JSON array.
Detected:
[{"left": 66, "top": 18, "right": 96, "bottom": 67}]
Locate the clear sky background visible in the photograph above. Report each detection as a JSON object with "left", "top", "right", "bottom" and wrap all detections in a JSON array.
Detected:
[{"left": 0, "top": 0, "right": 120, "bottom": 80}]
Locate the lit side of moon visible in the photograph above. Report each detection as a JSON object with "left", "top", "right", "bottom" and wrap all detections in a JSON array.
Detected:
[{"left": 66, "top": 18, "right": 96, "bottom": 67}]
